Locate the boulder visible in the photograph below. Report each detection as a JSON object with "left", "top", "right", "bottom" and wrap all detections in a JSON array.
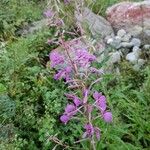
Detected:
[
  {"left": 106, "top": 1, "right": 150, "bottom": 44},
  {"left": 76, "top": 7, "right": 114, "bottom": 39}
]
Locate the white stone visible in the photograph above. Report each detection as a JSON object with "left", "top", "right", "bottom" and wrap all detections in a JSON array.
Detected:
[
  {"left": 131, "top": 38, "right": 141, "bottom": 47},
  {"left": 132, "top": 46, "right": 141, "bottom": 53},
  {"left": 144, "top": 44, "right": 150, "bottom": 50},
  {"left": 117, "top": 29, "right": 126, "bottom": 37},
  {"left": 121, "top": 42, "right": 133, "bottom": 48},
  {"left": 133, "top": 59, "right": 145, "bottom": 70},
  {"left": 107, "top": 38, "right": 114, "bottom": 44},
  {"left": 109, "top": 51, "right": 121, "bottom": 64},
  {"left": 121, "top": 34, "right": 132, "bottom": 42},
  {"left": 126, "top": 52, "right": 139, "bottom": 64}
]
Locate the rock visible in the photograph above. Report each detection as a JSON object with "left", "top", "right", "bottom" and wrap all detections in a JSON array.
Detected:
[
  {"left": 106, "top": 1, "right": 150, "bottom": 44},
  {"left": 132, "top": 46, "right": 141, "bottom": 54},
  {"left": 138, "top": 59, "right": 145, "bottom": 67},
  {"left": 131, "top": 38, "right": 141, "bottom": 47},
  {"left": 121, "top": 34, "right": 132, "bottom": 42},
  {"left": 107, "top": 36, "right": 121, "bottom": 49},
  {"left": 109, "top": 51, "right": 121, "bottom": 64},
  {"left": 19, "top": 19, "right": 50, "bottom": 36},
  {"left": 144, "top": 44, "right": 150, "bottom": 50},
  {"left": 117, "top": 29, "right": 126, "bottom": 38},
  {"left": 133, "top": 59, "right": 145, "bottom": 70},
  {"left": 121, "top": 42, "right": 133, "bottom": 48},
  {"left": 111, "top": 36, "right": 122, "bottom": 49},
  {"left": 107, "top": 38, "right": 114, "bottom": 44},
  {"left": 126, "top": 51, "right": 139, "bottom": 64},
  {"left": 75, "top": 7, "right": 114, "bottom": 39}
]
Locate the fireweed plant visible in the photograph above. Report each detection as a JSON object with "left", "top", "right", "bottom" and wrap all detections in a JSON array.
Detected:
[
  {"left": 49, "top": 36, "right": 113, "bottom": 149},
  {"left": 45, "top": 2, "right": 112, "bottom": 149}
]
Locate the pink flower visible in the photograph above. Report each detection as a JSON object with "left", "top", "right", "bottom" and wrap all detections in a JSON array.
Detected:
[
  {"left": 60, "top": 115, "right": 70, "bottom": 124},
  {"left": 65, "top": 94, "right": 82, "bottom": 107},
  {"left": 93, "top": 91, "right": 107, "bottom": 113},
  {"left": 54, "top": 67, "right": 72, "bottom": 80},
  {"left": 95, "top": 127, "right": 101, "bottom": 140},
  {"left": 83, "top": 124, "right": 101, "bottom": 140},
  {"left": 43, "top": 10, "right": 54, "bottom": 18},
  {"left": 64, "top": 0, "right": 71, "bottom": 4},
  {"left": 50, "top": 51, "right": 64, "bottom": 68},
  {"left": 83, "top": 89, "right": 89, "bottom": 104},
  {"left": 90, "top": 67, "right": 104, "bottom": 74},
  {"left": 83, "top": 123, "right": 94, "bottom": 138},
  {"left": 64, "top": 104, "right": 77, "bottom": 116},
  {"left": 75, "top": 49, "right": 96, "bottom": 67},
  {"left": 103, "top": 112, "right": 113, "bottom": 123}
]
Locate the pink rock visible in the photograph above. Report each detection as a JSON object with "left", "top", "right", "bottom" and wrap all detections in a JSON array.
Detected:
[{"left": 106, "top": 1, "right": 150, "bottom": 44}]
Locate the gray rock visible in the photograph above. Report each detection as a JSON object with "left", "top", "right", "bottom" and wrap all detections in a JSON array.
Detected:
[
  {"left": 19, "top": 18, "right": 50, "bottom": 36},
  {"left": 132, "top": 46, "right": 141, "bottom": 53},
  {"left": 143, "top": 44, "right": 150, "bottom": 50},
  {"left": 121, "top": 34, "right": 132, "bottom": 42},
  {"left": 75, "top": 7, "right": 114, "bottom": 39},
  {"left": 107, "top": 38, "right": 114, "bottom": 44},
  {"left": 131, "top": 38, "right": 141, "bottom": 47},
  {"left": 109, "top": 51, "right": 121, "bottom": 64},
  {"left": 126, "top": 52, "right": 139, "bottom": 64},
  {"left": 121, "top": 42, "right": 133, "bottom": 48},
  {"left": 117, "top": 29, "right": 126, "bottom": 37},
  {"left": 133, "top": 59, "right": 145, "bottom": 70}
]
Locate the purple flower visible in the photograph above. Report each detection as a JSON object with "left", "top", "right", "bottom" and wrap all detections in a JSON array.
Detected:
[
  {"left": 55, "top": 19, "right": 64, "bottom": 26},
  {"left": 83, "top": 123, "right": 95, "bottom": 138},
  {"left": 60, "top": 115, "right": 70, "bottom": 124},
  {"left": 75, "top": 49, "right": 96, "bottom": 67},
  {"left": 64, "top": 104, "right": 77, "bottom": 116},
  {"left": 93, "top": 91, "right": 102, "bottom": 100},
  {"left": 65, "top": 94, "right": 82, "bottom": 107},
  {"left": 54, "top": 67, "right": 72, "bottom": 80},
  {"left": 54, "top": 70, "right": 64, "bottom": 80},
  {"left": 90, "top": 67, "right": 104, "bottom": 74},
  {"left": 93, "top": 92, "right": 107, "bottom": 112},
  {"left": 83, "top": 124, "right": 101, "bottom": 140},
  {"left": 83, "top": 89, "right": 89, "bottom": 104},
  {"left": 50, "top": 51, "right": 64, "bottom": 68},
  {"left": 103, "top": 112, "right": 113, "bottom": 123},
  {"left": 43, "top": 10, "right": 54, "bottom": 18},
  {"left": 64, "top": 0, "right": 71, "bottom": 4},
  {"left": 95, "top": 127, "right": 101, "bottom": 140},
  {"left": 65, "top": 104, "right": 76, "bottom": 113}
]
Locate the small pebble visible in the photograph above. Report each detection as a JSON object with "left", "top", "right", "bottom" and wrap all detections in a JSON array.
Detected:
[
  {"left": 126, "top": 52, "right": 138, "bottom": 64},
  {"left": 138, "top": 59, "right": 145, "bottom": 66},
  {"left": 133, "top": 59, "right": 145, "bottom": 71},
  {"left": 121, "top": 42, "right": 133, "bottom": 48},
  {"left": 143, "top": 44, "right": 150, "bottom": 50},
  {"left": 131, "top": 38, "right": 141, "bottom": 47},
  {"left": 109, "top": 38, "right": 121, "bottom": 49},
  {"left": 121, "top": 34, "right": 131, "bottom": 42},
  {"left": 117, "top": 29, "right": 126, "bottom": 38},
  {"left": 132, "top": 46, "right": 140, "bottom": 52},
  {"left": 107, "top": 38, "right": 113, "bottom": 44},
  {"left": 109, "top": 51, "right": 121, "bottom": 64}
]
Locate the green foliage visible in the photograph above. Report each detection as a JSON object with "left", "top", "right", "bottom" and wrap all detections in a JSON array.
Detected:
[
  {"left": 0, "top": 0, "right": 46, "bottom": 39},
  {"left": 88, "top": 0, "right": 142, "bottom": 16}
]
